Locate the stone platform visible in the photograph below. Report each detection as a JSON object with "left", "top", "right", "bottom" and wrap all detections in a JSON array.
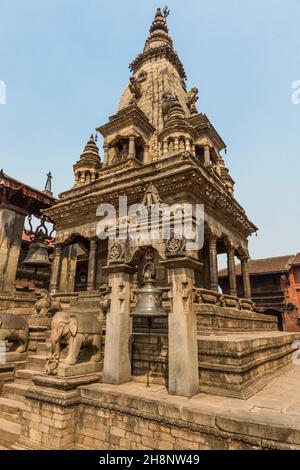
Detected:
[
  {"left": 76, "top": 367, "right": 300, "bottom": 450},
  {"left": 196, "top": 303, "right": 278, "bottom": 333},
  {"left": 197, "top": 331, "right": 299, "bottom": 399},
  {"left": 1, "top": 365, "right": 297, "bottom": 450}
]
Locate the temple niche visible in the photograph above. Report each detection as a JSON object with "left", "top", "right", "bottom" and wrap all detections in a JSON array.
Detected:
[{"left": 0, "top": 7, "right": 300, "bottom": 451}]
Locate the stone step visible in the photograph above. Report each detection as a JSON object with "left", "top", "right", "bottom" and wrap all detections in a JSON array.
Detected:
[
  {"left": 0, "top": 417, "right": 21, "bottom": 447},
  {"left": 36, "top": 342, "right": 51, "bottom": 355},
  {"left": 14, "top": 369, "right": 39, "bottom": 385},
  {"left": 0, "top": 397, "right": 28, "bottom": 425},
  {"left": 26, "top": 354, "right": 47, "bottom": 371},
  {"left": 0, "top": 397, "right": 28, "bottom": 415},
  {"left": 10, "top": 443, "right": 28, "bottom": 450},
  {"left": 2, "top": 383, "right": 29, "bottom": 401}
]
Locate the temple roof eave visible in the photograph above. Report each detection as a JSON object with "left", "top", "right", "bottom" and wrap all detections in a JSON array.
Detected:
[
  {"left": 189, "top": 114, "right": 227, "bottom": 151},
  {"left": 97, "top": 104, "right": 155, "bottom": 139},
  {"left": 44, "top": 154, "right": 257, "bottom": 238}
]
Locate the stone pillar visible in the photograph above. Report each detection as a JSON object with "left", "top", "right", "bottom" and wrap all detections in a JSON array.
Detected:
[
  {"left": 144, "top": 145, "right": 150, "bottom": 164},
  {"left": 50, "top": 244, "right": 63, "bottom": 294},
  {"left": 203, "top": 248, "right": 210, "bottom": 289},
  {"left": 227, "top": 246, "right": 237, "bottom": 296},
  {"left": 240, "top": 256, "right": 251, "bottom": 299},
  {"left": 103, "top": 144, "right": 109, "bottom": 166},
  {"left": 208, "top": 235, "right": 219, "bottom": 292},
  {"left": 204, "top": 145, "right": 210, "bottom": 165},
  {"left": 174, "top": 137, "right": 179, "bottom": 151},
  {"left": 161, "top": 257, "right": 201, "bottom": 398},
  {"left": 87, "top": 238, "right": 98, "bottom": 291},
  {"left": 128, "top": 136, "right": 136, "bottom": 159},
  {"left": 216, "top": 158, "right": 222, "bottom": 176},
  {"left": 163, "top": 140, "right": 168, "bottom": 155},
  {"left": 102, "top": 264, "right": 135, "bottom": 384},
  {"left": 0, "top": 208, "right": 25, "bottom": 292},
  {"left": 191, "top": 144, "right": 196, "bottom": 157},
  {"left": 66, "top": 244, "right": 78, "bottom": 293},
  {"left": 186, "top": 138, "right": 191, "bottom": 153}
]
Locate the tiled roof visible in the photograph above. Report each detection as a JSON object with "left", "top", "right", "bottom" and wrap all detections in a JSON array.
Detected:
[
  {"left": 219, "top": 255, "right": 295, "bottom": 277},
  {"left": 290, "top": 253, "right": 300, "bottom": 266}
]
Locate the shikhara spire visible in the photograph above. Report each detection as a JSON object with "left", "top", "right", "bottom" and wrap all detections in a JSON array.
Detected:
[
  {"left": 73, "top": 134, "right": 101, "bottom": 186},
  {"left": 149, "top": 7, "right": 169, "bottom": 34}
]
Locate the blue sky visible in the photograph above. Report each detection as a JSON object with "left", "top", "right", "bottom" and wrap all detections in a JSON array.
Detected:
[{"left": 0, "top": 0, "right": 299, "bottom": 260}]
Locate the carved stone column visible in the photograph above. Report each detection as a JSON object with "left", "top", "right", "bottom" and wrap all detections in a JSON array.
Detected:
[
  {"left": 144, "top": 145, "right": 150, "bottom": 164},
  {"left": 0, "top": 208, "right": 25, "bottom": 292},
  {"left": 102, "top": 263, "right": 135, "bottom": 385},
  {"left": 240, "top": 256, "right": 251, "bottom": 299},
  {"left": 103, "top": 144, "right": 109, "bottom": 166},
  {"left": 163, "top": 140, "right": 168, "bottom": 155},
  {"left": 216, "top": 158, "right": 222, "bottom": 176},
  {"left": 186, "top": 138, "right": 191, "bottom": 153},
  {"left": 128, "top": 136, "right": 136, "bottom": 159},
  {"left": 208, "top": 235, "right": 219, "bottom": 292},
  {"left": 50, "top": 244, "right": 63, "bottom": 294},
  {"left": 191, "top": 144, "right": 196, "bottom": 157},
  {"left": 204, "top": 145, "right": 210, "bottom": 165},
  {"left": 87, "top": 238, "right": 98, "bottom": 291},
  {"left": 161, "top": 257, "right": 201, "bottom": 398},
  {"left": 226, "top": 245, "right": 237, "bottom": 297},
  {"left": 174, "top": 137, "right": 179, "bottom": 151}
]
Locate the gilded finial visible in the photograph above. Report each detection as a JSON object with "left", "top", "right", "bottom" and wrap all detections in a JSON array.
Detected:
[{"left": 163, "top": 6, "right": 170, "bottom": 18}]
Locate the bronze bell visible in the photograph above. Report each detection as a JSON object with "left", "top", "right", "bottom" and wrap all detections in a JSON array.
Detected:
[
  {"left": 131, "top": 279, "right": 168, "bottom": 319},
  {"left": 23, "top": 241, "right": 51, "bottom": 267}
]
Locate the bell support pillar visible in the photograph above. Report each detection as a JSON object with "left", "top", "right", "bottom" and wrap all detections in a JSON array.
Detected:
[
  {"left": 102, "top": 263, "right": 136, "bottom": 385},
  {"left": 160, "top": 257, "right": 202, "bottom": 398},
  {"left": 0, "top": 207, "right": 25, "bottom": 292}
]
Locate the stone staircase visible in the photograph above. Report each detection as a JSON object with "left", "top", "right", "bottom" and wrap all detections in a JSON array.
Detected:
[{"left": 0, "top": 335, "right": 51, "bottom": 447}]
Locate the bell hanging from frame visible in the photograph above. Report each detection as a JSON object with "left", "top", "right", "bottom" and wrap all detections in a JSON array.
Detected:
[
  {"left": 130, "top": 279, "right": 168, "bottom": 319},
  {"left": 23, "top": 241, "right": 51, "bottom": 267}
]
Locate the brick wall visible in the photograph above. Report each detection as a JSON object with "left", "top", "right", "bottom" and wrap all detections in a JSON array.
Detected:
[{"left": 131, "top": 334, "right": 168, "bottom": 385}]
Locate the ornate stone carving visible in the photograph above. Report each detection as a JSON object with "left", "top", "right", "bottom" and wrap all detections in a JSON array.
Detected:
[
  {"left": 137, "top": 70, "right": 148, "bottom": 83},
  {"left": 141, "top": 183, "right": 161, "bottom": 208},
  {"left": 162, "top": 91, "right": 179, "bottom": 121},
  {"left": 166, "top": 231, "right": 186, "bottom": 258},
  {"left": 187, "top": 87, "right": 199, "bottom": 114},
  {"left": 45, "top": 353, "right": 59, "bottom": 376},
  {"left": 108, "top": 241, "right": 125, "bottom": 265},
  {"left": 129, "top": 76, "right": 142, "bottom": 101},
  {"left": 0, "top": 313, "right": 29, "bottom": 353},
  {"left": 34, "top": 289, "right": 61, "bottom": 318},
  {"left": 142, "top": 247, "right": 157, "bottom": 281},
  {"left": 99, "top": 285, "right": 111, "bottom": 317}
]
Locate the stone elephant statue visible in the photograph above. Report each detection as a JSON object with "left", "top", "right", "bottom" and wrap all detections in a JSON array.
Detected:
[
  {"left": 0, "top": 313, "right": 29, "bottom": 353},
  {"left": 50, "top": 310, "right": 102, "bottom": 365}
]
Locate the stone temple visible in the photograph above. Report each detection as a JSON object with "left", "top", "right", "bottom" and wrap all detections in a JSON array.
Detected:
[{"left": 0, "top": 8, "right": 300, "bottom": 450}]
